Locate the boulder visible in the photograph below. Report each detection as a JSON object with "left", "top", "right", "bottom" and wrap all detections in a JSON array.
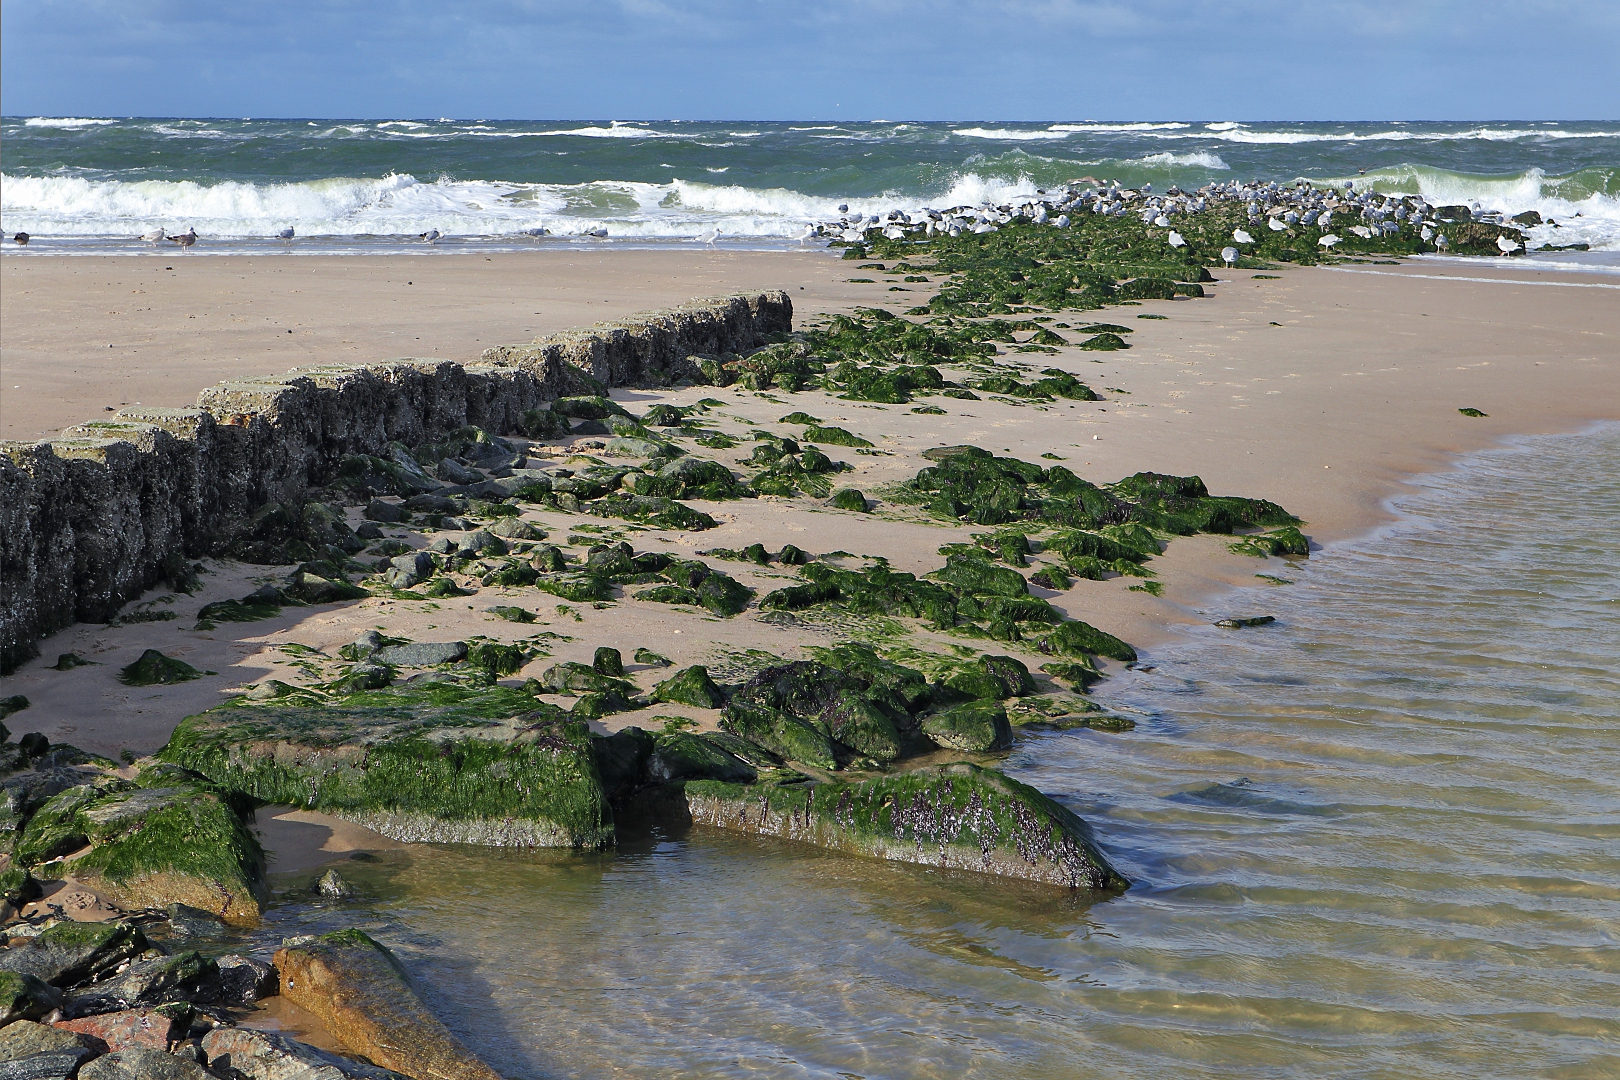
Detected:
[
  {"left": 52, "top": 1008, "right": 189, "bottom": 1052},
  {"left": 369, "top": 642, "right": 466, "bottom": 668},
  {"left": 62, "top": 954, "right": 217, "bottom": 1019},
  {"left": 199, "top": 1027, "right": 406, "bottom": 1080},
  {"left": 591, "top": 648, "right": 625, "bottom": 678},
  {"left": 362, "top": 501, "right": 407, "bottom": 525},
  {"left": 921, "top": 700, "right": 1013, "bottom": 752},
  {"left": 0, "top": 1021, "right": 104, "bottom": 1059},
  {"left": 213, "top": 956, "right": 277, "bottom": 1007},
  {"left": 0, "top": 923, "right": 146, "bottom": 988},
  {"left": 646, "top": 733, "right": 755, "bottom": 784},
  {"left": 383, "top": 553, "right": 433, "bottom": 590},
  {"left": 686, "top": 763, "right": 1127, "bottom": 891},
  {"left": 157, "top": 685, "right": 612, "bottom": 849},
  {"left": 274, "top": 930, "right": 501, "bottom": 1080},
  {"left": 78, "top": 1048, "right": 212, "bottom": 1080},
  {"left": 0, "top": 974, "right": 61, "bottom": 1026},
  {"left": 315, "top": 870, "right": 355, "bottom": 899},
  {"left": 650, "top": 667, "right": 723, "bottom": 710}
]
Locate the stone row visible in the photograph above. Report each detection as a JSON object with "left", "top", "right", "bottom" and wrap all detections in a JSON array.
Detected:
[{"left": 0, "top": 291, "right": 793, "bottom": 672}]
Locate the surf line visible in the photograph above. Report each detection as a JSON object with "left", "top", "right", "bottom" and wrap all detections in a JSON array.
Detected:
[{"left": 1322, "top": 268, "right": 1620, "bottom": 290}]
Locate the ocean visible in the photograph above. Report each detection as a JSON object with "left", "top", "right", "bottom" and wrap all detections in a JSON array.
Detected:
[
  {"left": 241, "top": 423, "right": 1620, "bottom": 1079},
  {"left": 2, "top": 119, "right": 1618, "bottom": 256}
]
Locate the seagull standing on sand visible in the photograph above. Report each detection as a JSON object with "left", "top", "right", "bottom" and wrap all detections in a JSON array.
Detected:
[
  {"left": 168, "top": 227, "right": 197, "bottom": 250},
  {"left": 700, "top": 226, "right": 721, "bottom": 246},
  {"left": 1221, "top": 246, "right": 1238, "bottom": 267},
  {"left": 139, "top": 228, "right": 165, "bottom": 244}
]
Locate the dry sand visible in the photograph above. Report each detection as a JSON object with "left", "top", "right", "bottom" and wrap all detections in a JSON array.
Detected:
[{"left": 2, "top": 250, "right": 1615, "bottom": 872}]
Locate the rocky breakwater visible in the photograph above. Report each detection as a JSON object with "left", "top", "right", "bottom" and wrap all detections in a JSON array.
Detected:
[{"left": 0, "top": 292, "right": 791, "bottom": 674}]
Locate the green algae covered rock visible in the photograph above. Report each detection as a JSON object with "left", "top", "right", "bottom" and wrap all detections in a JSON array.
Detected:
[
  {"left": 0, "top": 970, "right": 63, "bottom": 1023},
  {"left": 13, "top": 767, "right": 267, "bottom": 926},
  {"left": 652, "top": 666, "right": 724, "bottom": 709},
  {"left": 646, "top": 733, "right": 755, "bottom": 784},
  {"left": 119, "top": 651, "right": 205, "bottom": 687},
  {"left": 920, "top": 700, "right": 1013, "bottom": 752},
  {"left": 0, "top": 920, "right": 147, "bottom": 987},
  {"left": 157, "top": 684, "right": 613, "bottom": 850},
  {"left": 684, "top": 762, "right": 1127, "bottom": 891}
]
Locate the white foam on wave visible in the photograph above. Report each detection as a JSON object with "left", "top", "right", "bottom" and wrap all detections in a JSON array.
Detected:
[
  {"left": 953, "top": 127, "right": 1072, "bottom": 141},
  {"left": 1136, "top": 151, "right": 1229, "bottom": 169},
  {"left": 1049, "top": 122, "right": 1191, "bottom": 133},
  {"left": 1335, "top": 165, "right": 1620, "bottom": 251},
  {"left": 0, "top": 169, "right": 1050, "bottom": 242},
  {"left": 23, "top": 117, "right": 117, "bottom": 129}
]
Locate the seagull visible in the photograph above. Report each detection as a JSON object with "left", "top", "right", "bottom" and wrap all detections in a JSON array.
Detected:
[
  {"left": 275, "top": 227, "right": 295, "bottom": 242},
  {"left": 1318, "top": 234, "right": 1341, "bottom": 248},
  {"left": 1221, "top": 246, "right": 1238, "bottom": 267},
  {"left": 1053, "top": 214, "right": 1070, "bottom": 228},
  {"left": 1268, "top": 216, "right": 1288, "bottom": 232},
  {"left": 168, "top": 227, "right": 197, "bottom": 250},
  {"left": 1350, "top": 225, "right": 1373, "bottom": 239},
  {"left": 420, "top": 229, "right": 441, "bottom": 244},
  {"left": 882, "top": 224, "right": 904, "bottom": 240},
  {"left": 1153, "top": 214, "right": 1171, "bottom": 227},
  {"left": 1420, "top": 225, "right": 1434, "bottom": 241},
  {"left": 841, "top": 229, "right": 864, "bottom": 243},
  {"left": 1167, "top": 231, "right": 1185, "bottom": 247},
  {"left": 586, "top": 228, "right": 608, "bottom": 238},
  {"left": 1233, "top": 228, "right": 1254, "bottom": 245},
  {"left": 12, "top": 232, "right": 29, "bottom": 246},
  {"left": 797, "top": 224, "right": 817, "bottom": 243},
  {"left": 1435, "top": 234, "right": 1450, "bottom": 252},
  {"left": 139, "top": 228, "right": 165, "bottom": 244},
  {"left": 523, "top": 226, "right": 549, "bottom": 237},
  {"left": 1496, "top": 234, "right": 1522, "bottom": 254},
  {"left": 699, "top": 226, "right": 721, "bottom": 246}
]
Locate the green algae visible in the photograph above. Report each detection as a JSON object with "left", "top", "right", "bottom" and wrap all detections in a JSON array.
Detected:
[
  {"left": 119, "top": 650, "right": 206, "bottom": 687},
  {"left": 801, "top": 425, "right": 873, "bottom": 448},
  {"left": 1458, "top": 407, "right": 1489, "bottom": 417},
  {"left": 652, "top": 666, "right": 725, "bottom": 709},
  {"left": 830, "top": 488, "right": 870, "bottom": 512}
]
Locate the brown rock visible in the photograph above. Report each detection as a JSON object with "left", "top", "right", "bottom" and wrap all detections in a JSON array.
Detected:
[
  {"left": 77, "top": 1048, "right": 211, "bottom": 1080},
  {"left": 199, "top": 1027, "right": 404, "bottom": 1080},
  {"left": 53, "top": 1008, "right": 189, "bottom": 1052},
  {"left": 273, "top": 932, "right": 499, "bottom": 1080}
]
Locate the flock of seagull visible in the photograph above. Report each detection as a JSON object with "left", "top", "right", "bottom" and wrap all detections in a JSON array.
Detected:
[{"left": 9, "top": 182, "right": 1517, "bottom": 254}]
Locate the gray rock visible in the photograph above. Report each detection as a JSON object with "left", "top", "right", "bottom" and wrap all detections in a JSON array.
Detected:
[
  {"left": 370, "top": 642, "right": 466, "bottom": 668},
  {"left": 353, "top": 521, "right": 382, "bottom": 541},
  {"left": 78, "top": 1049, "right": 213, "bottom": 1080},
  {"left": 343, "top": 631, "right": 385, "bottom": 660},
  {"left": 362, "top": 501, "right": 406, "bottom": 524},
  {"left": 0, "top": 921, "right": 145, "bottom": 988},
  {"left": 161, "top": 904, "right": 226, "bottom": 942},
  {"left": 604, "top": 437, "right": 664, "bottom": 459},
  {"left": 213, "top": 956, "right": 277, "bottom": 1007},
  {"left": 433, "top": 459, "right": 480, "bottom": 485},
  {"left": 200, "top": 1027, "right": 406, "bottom": 1080},
  {"left": 401, "top": 494, "right": 457, "bottom": 515},
  {"left": 487, "top": 518, "right": 545, "bottom": 541},
  {"left": 0, "top": 1021, "right": 103, "bottom": 1062},
  {"left": 62, "top": 952, "right": 218, "bottom": 1018},
  {"left": 384, "top": 552, "right": 433, "bottom": 589},
  {"left": 0, "top": 1050, "right": 100, "bottom": 1080},
  {"left": 0, "top": 973, "right": 62, "bottom": 1026}
]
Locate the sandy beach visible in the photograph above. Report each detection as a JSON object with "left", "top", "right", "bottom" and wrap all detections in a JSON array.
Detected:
[{"left": 2, "top": 248, "right": 1616, "bottom": 874}]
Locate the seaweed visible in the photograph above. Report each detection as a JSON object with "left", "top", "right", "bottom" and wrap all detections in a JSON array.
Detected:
[{"left": 119, "top": 651, "right": 206, "bottom": 686}]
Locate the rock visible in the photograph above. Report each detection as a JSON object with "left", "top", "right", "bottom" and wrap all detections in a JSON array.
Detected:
[
  {"left": 62, "top": 953, "right": 218, "bottom": 1018},
  {"left": 158, "top": 685, "right": 611, "bottom": 849},
  {"left": 0, "top": 1021, "right": 105, "bottom": 1059},
  {"left": 686, "top": 762, "right": 1128, "bottom": 891},
  {"left": 362, "top": 501, "right": 407, "bottom": 525},
  {"left": 212, "top": 956, "right": 277, "bottom": 1007},
  {"left": 590, "top": 728, "right": 654, "bottom": 801},
  {"left": 14, "top": 771, "right": 265, "bottom": 926},
  {"left": 281, "top": 572, "right": 365, "bottom": 606},
  {"left": 486, "top": 518, "right": 545, "bottom": 542},
  {"left": 0, "top": 699, "right": 31, "bottom": 723},
  {"left": 0, "top": 922, "right": 146, "bottom": 988},
  {"left": 340, "top": 632, "right": 385, "bottom": 662},
  {"left": 199, "top": 1028, "right": 405, "bottom": 1080},
  {"left": 159, "top": 905, "right": 224, "bottom": 943},
  {"left": 0, "top": 1050, "right": 99, "bottom": 1080},
  {"left": 646, "top": 733, "right": 755, "bottom": 785},
  {"left": 0, "top": 868, "right": 42, "bottom": 908},
  {"left": 401, "top": 494, "right": 457, "bottom": 515},
  {"left": 383, "top": 553, "right": 434, "bottom": 591},
  {"left": 274, "top": 930, "right": 502, "bottom": 1080},
  {"left": 650, "top": 666, "right": 723, "bottom": 709},
  {"left": 1214, "top": 615, "right": 1275, "bottom": 628},
  {"left": 604, "top": 437, "right": 665, "bottom": 459},
  {"left": 535, "top": 662, "right": 635, "bottom": 697},
  {"left": 117, "top": 653, "right": 202, "bottom": 688},
  {"left": 829, "top": 488, "right": 869, "bottom": 512},
  {"left": 354, "top": 522, "right": 383, "bottom": 541},
  {"left": 433, "top": 459, "right": 480, "bottom": 485},
  {"left": 314, "top": 870, "right": 355, "bottom": 899},
  {"left": 921, "top": 700, "right": 1013, "bottom": 752},
  {"left": 591, "top": 648, "right": 624, "bottom": 678},
  {"left": 369, "top": 642, "right": 466, "bottom": 668},
  {"left": 632, "top": 649, "right": 671, "bottom": 668},
  {"left": 78, "top": 1048, "right": 213, "bottom": 1080},
  {"left": 331, "top": 665, "right": 391, "bottom": 693},
  {"left": 52, "top": 1007, "right": 190, "bottom": 1052},
  {"left": 941, "top": 655, "right": 1034, "bottom": 701},
  {"left": 0, "top": 976, "right": 62, "bottom": 1028}
]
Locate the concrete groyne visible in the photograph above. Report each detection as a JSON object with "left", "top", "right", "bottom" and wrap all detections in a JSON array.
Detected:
[{"left": 0, "top": 291, "right": 792, "bottom": 672}]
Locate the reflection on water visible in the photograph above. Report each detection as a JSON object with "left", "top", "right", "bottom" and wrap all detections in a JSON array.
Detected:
[{"left": 250, "top": 424, "right": 1620, "bottom": 1079}]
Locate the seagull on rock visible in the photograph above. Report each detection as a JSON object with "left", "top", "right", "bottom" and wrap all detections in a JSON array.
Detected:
[{"left": 1233, "top": 228, "right": 1254, "bottom": 245}]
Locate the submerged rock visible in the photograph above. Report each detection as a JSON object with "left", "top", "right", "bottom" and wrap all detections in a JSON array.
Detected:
[
  {"left": 275, "top": 930, "right": 501, "bottom": 1080},
  {"left": 685, "top": 762, "right": 1127, "bottom": 891}
]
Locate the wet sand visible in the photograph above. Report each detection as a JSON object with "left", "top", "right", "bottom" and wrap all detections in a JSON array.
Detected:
[{"left": 1, "top": 250, "right": 1615, "bottom": 787}]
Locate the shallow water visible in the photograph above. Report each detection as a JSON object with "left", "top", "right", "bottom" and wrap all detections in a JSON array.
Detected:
[{"left": 250, "top": 424, "right": 1620, "bottom": 1079}]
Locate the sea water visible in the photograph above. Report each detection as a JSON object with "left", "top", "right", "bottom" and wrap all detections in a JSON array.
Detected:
[
  {"left": 244, "top": 424, "right": 1620, "bottom": 1078},
  {"left": 3, "top": 119, "right": 1618, "bottom": 254}
]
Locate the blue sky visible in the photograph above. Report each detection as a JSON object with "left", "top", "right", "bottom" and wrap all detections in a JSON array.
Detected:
[{"left": 3, "top": 0, "right": 1617, "bottom": 120}]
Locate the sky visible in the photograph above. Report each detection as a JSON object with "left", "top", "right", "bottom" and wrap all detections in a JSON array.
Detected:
[{"left": 2, "top": 0, "right": 1618, "bottom": 121}]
